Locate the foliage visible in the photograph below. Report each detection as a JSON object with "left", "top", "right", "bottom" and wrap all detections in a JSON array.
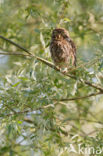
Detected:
[{"left": 0, "top": 0, "right": 103, "bottom": 155}]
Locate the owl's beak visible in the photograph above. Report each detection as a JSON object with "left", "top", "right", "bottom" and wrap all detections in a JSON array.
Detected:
[{"left": 58, "top": 34, "right": 61, "bottom": 38}]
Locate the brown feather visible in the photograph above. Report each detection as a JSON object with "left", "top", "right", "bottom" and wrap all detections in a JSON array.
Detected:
[{"left": 50, "top": 28, "right": 76, "bottom": 70}]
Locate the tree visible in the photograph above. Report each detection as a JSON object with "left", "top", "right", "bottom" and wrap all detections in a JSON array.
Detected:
[{"left": 0, "top": 0, "right": 103, "bottom": 155}]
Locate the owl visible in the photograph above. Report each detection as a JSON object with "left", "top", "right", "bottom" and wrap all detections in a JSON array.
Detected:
[{"left": 50, "top": 28, "right": 76, "bottom": 72}]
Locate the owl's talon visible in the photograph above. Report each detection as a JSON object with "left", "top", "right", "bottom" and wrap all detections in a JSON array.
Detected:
[{"left": 60, "top": 67, "right": 68, "bottom": 73}]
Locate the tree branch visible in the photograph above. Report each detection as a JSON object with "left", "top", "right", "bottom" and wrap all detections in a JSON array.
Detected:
[
  {"left": 0, "top": 35, "right": 32, "bottom": 56},
  {"left": 80, "top": 79, "right": 103, "bottom": 92},
  {"left": 0, "top": 35, "right": 103, "bottom": 92},
  {"left": 0, "top": 52, "right": 30, "bottom": 57},
  {"left": 54, "top": 91, "right": 102, "bottom": 101}
]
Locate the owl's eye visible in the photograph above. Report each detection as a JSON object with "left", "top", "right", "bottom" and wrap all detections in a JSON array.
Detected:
[
  {"left": 54, "top": 31, "right": 58, "bottom": 35},
  {"left": 61, "top": 32, "right": 65, "bottom": 35}
]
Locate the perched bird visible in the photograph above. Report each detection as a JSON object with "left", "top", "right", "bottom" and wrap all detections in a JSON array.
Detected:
[{"left": 50, "top": 28, "right": 76, "bottom": 72}]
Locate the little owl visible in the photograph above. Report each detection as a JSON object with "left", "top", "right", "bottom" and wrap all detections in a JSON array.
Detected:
[{"left": 50, "top": 28, "right": 76, "bottom": 72}]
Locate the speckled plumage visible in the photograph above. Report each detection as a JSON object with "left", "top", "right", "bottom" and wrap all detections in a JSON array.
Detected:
[{"left": 50, "top": 28, "right": 76, "bottom": 70}]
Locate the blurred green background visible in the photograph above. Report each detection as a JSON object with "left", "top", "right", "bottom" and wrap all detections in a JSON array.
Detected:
[{"left": 0, "top": 0, "right": 103, "bottom": 155}]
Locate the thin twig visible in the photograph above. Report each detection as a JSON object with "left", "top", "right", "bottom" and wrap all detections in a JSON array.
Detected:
[
  {"left": 0, "top": 52, "right": 30, "bottom": 57},
  {"left": 63, "top": 118, "right": 103, "bottom": 125},
  {"left": 1, "top": 109, "right": 103, "bottom": 125},
  {"left": 70, "top": 54, "right": 103, "bottom": 72},
  {"left": 87, "top": 130, "right": 97, "bottom": 136},
  {"left": 54, "top": 91, "right": 102, "bottom": 101},
  {"left": 80, "top": 79, "right": 103, "bottom": 92}
]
